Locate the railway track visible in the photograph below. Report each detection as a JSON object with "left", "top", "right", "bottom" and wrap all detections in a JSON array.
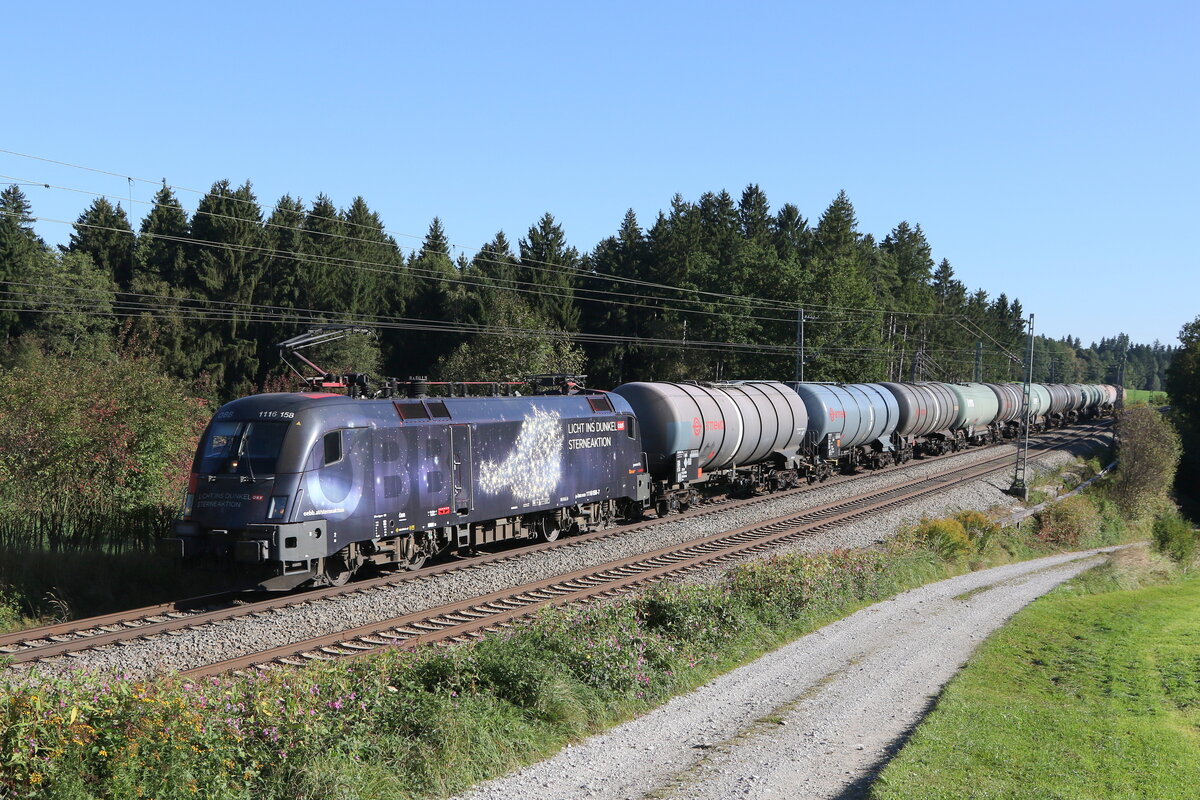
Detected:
[{"left": 0, "top": 420, "right": 1110, "bottom": 672}]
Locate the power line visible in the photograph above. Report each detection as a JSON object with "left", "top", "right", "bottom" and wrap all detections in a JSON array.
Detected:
[{"left": 0, "top": 149, "right": 1017, "bottom": 321}]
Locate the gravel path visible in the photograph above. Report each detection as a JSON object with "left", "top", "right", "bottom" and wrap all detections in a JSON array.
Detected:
[
  {"left": 454, "top": 547, "right": 1115, "bottom": 800},
  {"left": 33, "top": 434, "right": 1103, "bottom": 677}
]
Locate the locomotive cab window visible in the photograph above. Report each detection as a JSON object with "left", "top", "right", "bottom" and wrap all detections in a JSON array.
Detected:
[
  {"left": 625, "top": 416, "right": 637, "bottom": 439},
  {"left": 323, "top": 431, "right": 343, "bottom": 466},
  {"left": 199, "top": 421, "right": 288, "bottom": 476},
  {"left": 588, "top": 396, "right": 614, "bottom": 413}
]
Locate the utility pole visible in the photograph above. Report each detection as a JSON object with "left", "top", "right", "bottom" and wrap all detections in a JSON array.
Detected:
[
  {"left": 974, "top": 341, "right": 983, "bottom": 382},
  {"left": 1009, "top": 313, "right": 1035, "bottom": 500},
  {"left": 794, "top": 308, "right": 805, "bottom": 382}
]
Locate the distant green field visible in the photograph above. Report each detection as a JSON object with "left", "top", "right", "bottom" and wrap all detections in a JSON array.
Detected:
[
  {"left": 1124, "top": 388, "right": 1169, "bottom": 405},
  {"left": 870, "top": 565, "right": 1200, "bottom": 800}
]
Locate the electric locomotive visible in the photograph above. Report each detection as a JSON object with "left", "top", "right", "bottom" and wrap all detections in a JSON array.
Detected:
[{"left": 167, "top": 383, "right": 650, "bottom": 590}]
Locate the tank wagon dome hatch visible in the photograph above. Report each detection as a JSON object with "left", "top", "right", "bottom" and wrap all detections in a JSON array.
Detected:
[{"left": 609, "top": 381, "right": 807, "bottom": 477}]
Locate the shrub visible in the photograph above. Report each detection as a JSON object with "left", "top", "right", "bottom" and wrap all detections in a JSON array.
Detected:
[
  {"left": 903, "top": 518, "right": 973, "bottom": 559},
  {"left": 1036, "top": 495, "right": 1102, "bottom": 547},
  {"left": 0, "top": 348, "right": 208, "bottom": 521},
  {"left": 1111, "top": 406, "right": 1181, "bottom": 519},
  {"left": 1152, "top": 511, "right": 1197, "bottom": 565}
]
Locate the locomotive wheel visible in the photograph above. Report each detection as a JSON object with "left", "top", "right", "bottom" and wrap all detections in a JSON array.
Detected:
[
  {"left": 399, "top": 534, "right": 428, "bottom": 571},
  {"left": 536, "top": 516, "right": 561, "bottom": 543},
  {"left": 321, "top": 549, "right": 355, "bottom": 587}
]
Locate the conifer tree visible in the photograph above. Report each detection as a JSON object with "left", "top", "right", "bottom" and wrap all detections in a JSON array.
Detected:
[
  {"left": 132, "top": 184, "right": 190, "bottom": 287},
  {"left": 184, "top": 180, "right": 266, "bottom": 394},
  {"left": 300, "top": 194, "right": 348, "bottom": 314},
  {"left": 519, "top": 213, "right": 580, "bottom": 332},
  {"left": 772, "top": 203, "right": 811, "bottom": 263},
  {"left": 582, "top": 210, "right": 646, "bottom": 385},
  {"left": 399, "top": 218, "right": 458, "bottom": 377},
  {"left": 0, "top": 185, "right": 45, "bottom": 341},
  {"left": 806, "top": 191, "right": 883, "bottom": 381},
  {"left": 67, "top": 198, "right": 135, "bottom": 289},
  {"left": 126, "top": 185, "right": 193, "bottom": 375},
  {"left": 738, "top": 184, "right": 772, "bottom": 246}
]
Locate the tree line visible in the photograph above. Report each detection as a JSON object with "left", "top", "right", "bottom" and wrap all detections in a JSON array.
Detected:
[{"left": 0, "top": 181, "right": 1171, "bottom": 399}]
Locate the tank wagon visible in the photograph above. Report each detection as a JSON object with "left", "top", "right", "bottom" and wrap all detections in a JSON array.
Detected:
[
  {"left": 168, "top": 388, "right": 650, "bottom": 590},
  {"left": 784, "top": 382, "right": 900, "bottom": 474},
  {"left": 609, "top": 381, "right": 807, "bottom": 514},
  {"left": 987, "top": 382, "right": 1024, "bottom": 435},
  {"left": 876, "top": 381, "right": 958, "bottom": 458}
]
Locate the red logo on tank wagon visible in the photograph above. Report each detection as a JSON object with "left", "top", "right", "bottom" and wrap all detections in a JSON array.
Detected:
[
  {"left": 829, "top": 410, "right": 846, "bottom": 422},
  {"left": 693, "top": 417, "right": 703, "bottom": 436},
  {"left": 706, "top": 420, "right": 725, "bottom": 431}
]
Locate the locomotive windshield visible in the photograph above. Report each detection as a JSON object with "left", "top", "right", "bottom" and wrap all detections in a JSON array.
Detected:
[{"left": 199, "top": 421, "right": 289, "bottom": 476}]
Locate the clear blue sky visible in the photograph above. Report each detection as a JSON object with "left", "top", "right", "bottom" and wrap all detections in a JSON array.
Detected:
[{"left": 4, "top": 1, "right": 1196, "bottom": 347}]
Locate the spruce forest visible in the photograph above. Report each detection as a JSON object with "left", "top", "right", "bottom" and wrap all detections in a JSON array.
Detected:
[{"left": 0, "top": 181, "right": 1173, "bottom": 400}]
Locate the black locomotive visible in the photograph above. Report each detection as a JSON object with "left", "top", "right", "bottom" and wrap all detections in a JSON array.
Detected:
[{"left": 168, "top": 385, "right": 650, "bottom": 589}]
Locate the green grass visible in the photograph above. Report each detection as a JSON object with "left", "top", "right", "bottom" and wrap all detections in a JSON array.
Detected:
[
  {"left": 870, "top": 550, "right": 1200, "bottom": 800},
  {"left": 1124, "top": 388, "right": 1169, "bottom": 405}
]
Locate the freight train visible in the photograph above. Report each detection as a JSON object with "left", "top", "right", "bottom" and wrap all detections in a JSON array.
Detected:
[{"left": 167, "top": 378, "right": 1120, "bottom": 590}]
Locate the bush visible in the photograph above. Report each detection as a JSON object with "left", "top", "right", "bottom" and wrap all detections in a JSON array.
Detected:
[
  {"left": 1036, "top": 495, "right": 1102, "bottom": 547},
  {"left": 1152, "top": 511, "right": 1197, "bottom": 565},
  {"left": 902, "top": 518, "right": 972, "bottom": 559},
  {"left": 1111, "top": 406, "right": 1181, "bottom": 519},
  {"left": 0, "top": 348, "right": 208, "bottom": 521}
]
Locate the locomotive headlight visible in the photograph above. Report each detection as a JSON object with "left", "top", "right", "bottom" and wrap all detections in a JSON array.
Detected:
[
  {"left": 182, "top": 492, "right": 195, "bottom": 519},
  {"left": 267, "top": 495, "right": 289, "bottom": 520}
]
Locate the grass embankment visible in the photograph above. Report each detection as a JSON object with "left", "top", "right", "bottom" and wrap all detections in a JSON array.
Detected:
[{"left": 870, "top": 547, "right": 1200, "bottom": 800}]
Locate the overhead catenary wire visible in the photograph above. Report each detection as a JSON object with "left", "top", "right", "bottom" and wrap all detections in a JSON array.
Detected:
[
  {"left": 3, "top": 172, "right": 907, "bottom": 324},
  {"left": 0, "top": 149, "right": 813, "bottom": 312},
  {"left": 0, "top": 149, "right": 1019, "bottom": 321},
  {"left": 0, "top": 205, "right": 1010, "bottom": 349},
  {"left": 0, "top": 207, "right": 909, "bottom": 334},
  {"left": 0, "top": 281, "right": 1006, "bottom": 371}
]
